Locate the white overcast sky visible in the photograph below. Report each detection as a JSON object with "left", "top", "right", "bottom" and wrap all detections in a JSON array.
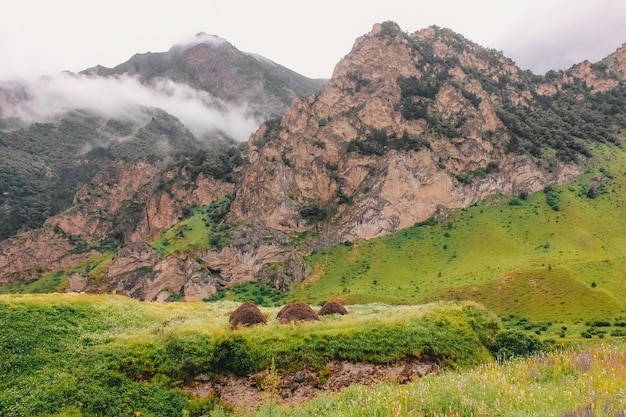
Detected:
[{"left": 1, "top": 0, "right": 626, "bottom": 80}]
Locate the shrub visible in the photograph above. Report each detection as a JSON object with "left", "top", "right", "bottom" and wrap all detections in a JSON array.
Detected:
[
  {"left": 491, "top": 330, "right": 545, "bottom": 359},
  {"left": 299, "top": 202, "right": 334, "bottom": 224},
  {"left": 544, "top": 186, "right": 561, "bottom": 211},
  {"left": 346, "top": 129, "right": 430, "bottom": 156}
]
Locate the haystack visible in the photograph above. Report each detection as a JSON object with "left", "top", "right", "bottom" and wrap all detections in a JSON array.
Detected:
[
  {"left": 276, "top": 302, "right": 320, "bottom": 324},
  {"left": 229, "top": 301, "right": 267, "bottom": 329},
  {"left": 318, "top": 300, "right": 348, "bottom": 316}
]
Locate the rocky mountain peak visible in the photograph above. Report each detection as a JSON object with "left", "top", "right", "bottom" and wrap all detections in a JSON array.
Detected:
[
  {"left": 612, "top": 42, "right": 626, "bottom": 77},
  {"left": 87, "top": 34, "right": 325, "bottom": 120},
  {"left": 232, "top": 22, "right": 590, "bottom": 243},
  {"left": 187, "top": 32, "right": 229, "bottom": 46}
]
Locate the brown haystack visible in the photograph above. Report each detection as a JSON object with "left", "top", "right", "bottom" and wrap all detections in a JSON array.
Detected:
[
  {"left": 276, "top": 302, "right": 320, "bottom": 324},
  {"left": 229, "top": 301, "right": 267, "bottom": 329},
  {"left": 318, "top": 301, "right": 348, "bottom": 316}
]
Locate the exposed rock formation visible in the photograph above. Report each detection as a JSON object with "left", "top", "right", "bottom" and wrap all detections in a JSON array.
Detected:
[
  {"left": 231, "top": 23, "right": 585, "bottom": 243},
  {"left": 46, "top": 161, "right": 161, "bottom": 243},
  {"left": 46, "top": 160, "right": 235, "bottom": 244},
  {"left": 2, "top": 22, "right": 626, "bottom": 298},
  {"left": 0, "top": 227, "right": 97, "bottom": 284},
  {"left": 102, "top": 248, "right": 222, "bottom": 302}
]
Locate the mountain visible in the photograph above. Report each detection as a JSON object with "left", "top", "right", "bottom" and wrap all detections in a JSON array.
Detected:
[
  {"left": 0, "top": 35, "right": 326, "bottom": 241},
  {"left": 1, "top": 22, "right": 626, "bottom": 301},
  {"left": 232, "top": 23, "right": 626, "bottom": 242},
  {"left": 84, "top": 32, "right": 326, "bottom": 120}
]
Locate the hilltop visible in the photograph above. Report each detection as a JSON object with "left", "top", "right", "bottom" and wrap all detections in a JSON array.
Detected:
[{"left": 84, "top": 32, "right": 325, "bottom": 120}]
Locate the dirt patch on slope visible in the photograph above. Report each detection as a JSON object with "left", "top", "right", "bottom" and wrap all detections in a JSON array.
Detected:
[{"left": 185, "top": 358, "right": 440, "bottom": 411}]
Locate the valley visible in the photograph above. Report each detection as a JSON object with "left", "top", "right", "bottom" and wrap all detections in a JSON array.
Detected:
[{"left": 2, "top": 20, "right": 626, "bottom": 416}]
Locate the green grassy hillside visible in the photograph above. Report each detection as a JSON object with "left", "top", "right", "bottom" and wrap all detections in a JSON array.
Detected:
[
  {"left": 0, "top": 294, "right": 500, "bottom": 417},
  {"left": 290, "top": 144, "right": 626, "bottom": 327}
]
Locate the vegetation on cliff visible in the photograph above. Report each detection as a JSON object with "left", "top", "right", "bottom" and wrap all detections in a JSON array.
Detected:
[{"left": 0, "top": 111, "right": 212, "bottom": 240}]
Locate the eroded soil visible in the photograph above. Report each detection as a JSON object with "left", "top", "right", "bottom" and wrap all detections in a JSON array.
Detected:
[{"left": 185, "top": 358, "right": 440, "bottom": 411}]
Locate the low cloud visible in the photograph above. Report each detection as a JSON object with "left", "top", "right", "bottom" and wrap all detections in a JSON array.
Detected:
[{"left": 0, "top": 72, "right": 260, "bottom": 142}]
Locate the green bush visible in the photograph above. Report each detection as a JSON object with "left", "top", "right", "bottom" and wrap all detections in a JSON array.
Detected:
[
  {"left": 299, "top": 202, "right": 334, "bottom": 224},
  {"left": 491, "top": 329, "right": 546, "bottom": 359},
  {"left": 544, "top": 186, "right": 561, "bottom": 211},
  {"left": 346, "top": 129, "right": 430, "bottom": 156}
]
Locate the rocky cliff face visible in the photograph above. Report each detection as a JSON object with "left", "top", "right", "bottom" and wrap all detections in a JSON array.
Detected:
[
  {"left": 0, "top": 153, "right": 237, "bottom": 299},
  {"left": 46, "top": 159, "right": 235, "bottom": 243},
  {"left": 0, "top": 227, "right": 98, "bottom": 284},
  {"left": 2, "top": 22, "right": 626, "bottom": 299},
  {"left": 231, "top": 23, "right": 591, "bottom": 242}
]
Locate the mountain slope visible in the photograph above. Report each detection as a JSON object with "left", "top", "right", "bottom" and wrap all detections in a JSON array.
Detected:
[
  {"left": 232, "top": 22, "right": 626, "bottom": 242},
  {"left": 288, "top": 144, "right": 626, "bottom": 322},
  {"left": 0, "top": 34, "right": 326, "bottom": 241},
  {"left": 0, "top": 109, "right": 216, "bottom": 240},
  {"left": 2, "top": 22, "right": 626, "bottom": 303},
  {"left": 86, "top": 33, "right": 326, "bottom": 120}
]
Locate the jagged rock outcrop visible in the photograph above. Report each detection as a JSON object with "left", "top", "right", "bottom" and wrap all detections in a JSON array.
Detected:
[
  {"left": 95, "top": 242, "right": 224, "bottom": 301},
  {"left": 200, "top": 219, "right": 311, "bottom": 287},
  {"left": 113, "top": 255, "right": 219, "bottom": 302},
  {"left": 231, "top": 23, "right": 588, "bottom": 242},
  {"left": 46, "top": 158, "right": 235, "bottom": 244},
  {"left": 0, "top": 155, "right": 237, "bottom": 293},
  {"left": 0, "top": 227, "right": 98, "bottom": 284},
  {"left": 131, "top": 171, "right": 235, "bottom": 242},
  {"left": 46, "top": 161, "right": 161, "bottom": 242}
]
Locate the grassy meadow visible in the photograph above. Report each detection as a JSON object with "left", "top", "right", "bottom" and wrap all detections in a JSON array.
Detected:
[
  {"left": 150, "top": 207, "right": 213, "bottom": 256},
  {"left": 248, "top": 342, "right": 626, "bottom": 417},
  {"left": 4, "top": 293, "right": 626, "bottom": 417},
  {"left": 0, "top": 294, "right": 502, "bottom": 417}
]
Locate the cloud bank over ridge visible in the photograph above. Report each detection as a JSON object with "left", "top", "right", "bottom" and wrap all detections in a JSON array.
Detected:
[{"left": 0, "top": 72, "right": 261, "bottom": 142}]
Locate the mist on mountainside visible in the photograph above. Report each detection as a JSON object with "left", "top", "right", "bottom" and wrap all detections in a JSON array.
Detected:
[{"left": 0, "top": 72, "right": 261, "bottom": 142}]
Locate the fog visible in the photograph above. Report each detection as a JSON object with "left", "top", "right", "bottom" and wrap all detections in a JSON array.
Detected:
[{"left": 0, "top": 72, "right": 261, "bottom": 142}]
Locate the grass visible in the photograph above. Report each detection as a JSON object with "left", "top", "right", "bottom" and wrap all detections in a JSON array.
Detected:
[
  {"left": 211, "top": 280, "right": 288, "bottom": 306},
  {"left": 290, "top": 144, "right": 626, "bottom": 328},
  {"left": 150, "top": 206, "right": 214, "bottom": 256},
  {"left": 151, "top": 197, "right": 234, "bottom": 256},
  {"left": 0, "top": 294, "right": 500, "bottom": 417},
  {"left": 0, "top": 270, "right": 68, "bottom": 294},
  {"left": 3, "top": 296, "right": 625, "bottom": 417},
  {"left": 250, "top": 342, "right": 626, "bottom": 417}
]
